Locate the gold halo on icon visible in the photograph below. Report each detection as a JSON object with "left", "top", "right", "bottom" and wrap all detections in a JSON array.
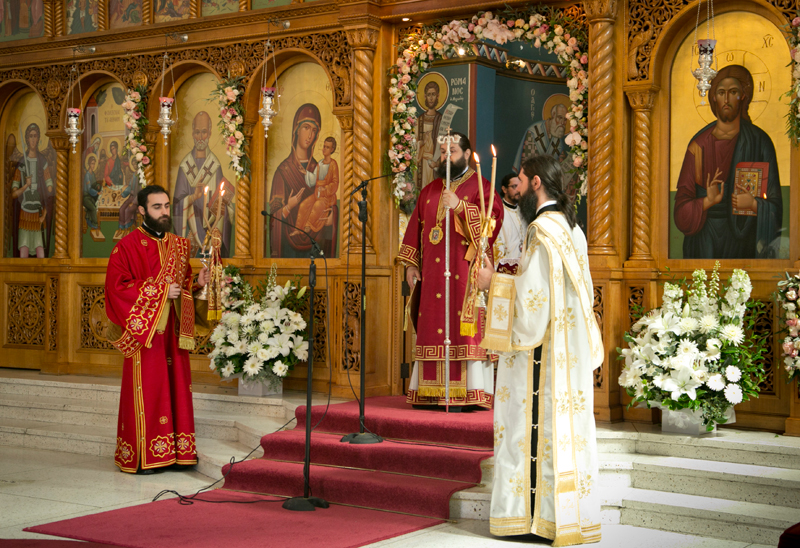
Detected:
[
  {"left": 416, "top": 72, "right": 448, "bottom": 112},
  {"left": 542, "top": 93, "right": 571, "bottom": 120}
]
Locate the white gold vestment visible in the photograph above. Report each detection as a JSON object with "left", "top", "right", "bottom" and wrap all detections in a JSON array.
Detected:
[{"left": 482, "top": 211, "right": 603, "bottom": 546}]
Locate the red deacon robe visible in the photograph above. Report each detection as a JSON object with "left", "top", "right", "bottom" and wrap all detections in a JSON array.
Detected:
[
  {"left": 400, "top": 168, "right": 503, "bottom": 407},
  {"left": 105, "top": 227, "right": 206, "bottom": 473}
]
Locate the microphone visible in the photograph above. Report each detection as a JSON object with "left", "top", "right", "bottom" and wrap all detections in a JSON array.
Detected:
[
  {"left": 261, "top": 209, "right": 324, "bottom": 259},
  {"left": 349, "top": 174, "right": 389, "bottom": 196}
]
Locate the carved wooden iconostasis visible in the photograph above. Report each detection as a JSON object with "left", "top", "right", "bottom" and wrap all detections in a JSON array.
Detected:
[
  {"left": 623, "top": 0, "right": 800, "bottom": 435},
  {"left": 0, "top": 0, "right": 391, "bottom": 399},
  {"left": 0, "top": 0, "right": 799, "bottom": 435}
]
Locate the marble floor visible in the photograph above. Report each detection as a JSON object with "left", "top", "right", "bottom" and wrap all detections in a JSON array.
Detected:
[{"left": 0, "top": 446, "right": 777, "bottom": 547}]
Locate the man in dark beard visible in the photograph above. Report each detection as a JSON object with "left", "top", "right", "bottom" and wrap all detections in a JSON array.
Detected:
[
  {"left": 673, "top": 64, "right": 782, "bottom": 259},
  {"left": 516, "top": 154, "right": 578, "bottom": 229},
  {"left": 399, "top": 131, "right": 504, "bottom": 411},
  {"left": 138, "top": 185, "right": 173, "bottom": 234},
  {"left": 434, "top": 144, "right": 469, "bottom": 181}
]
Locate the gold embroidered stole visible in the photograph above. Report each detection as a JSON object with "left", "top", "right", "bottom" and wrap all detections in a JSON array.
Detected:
[{"left": 533, "top": 214, "right": 602, "bottom": 546}]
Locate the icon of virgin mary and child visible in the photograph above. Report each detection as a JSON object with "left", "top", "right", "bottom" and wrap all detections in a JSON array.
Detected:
[{"left": 267, "top": 103, "right": 339, "bottom": 258}]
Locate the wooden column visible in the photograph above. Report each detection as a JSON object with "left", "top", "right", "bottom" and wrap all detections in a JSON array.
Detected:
[
  {"left": 43, "top": 0, "right": 54, "bottom": 37},
  {"left": 97, "top": 0, "right": 108, "bottom": 31},
  {"left": 239, "top": 0, "right": 250, "bottom": 11},
  {"left": 142, "top": 0, "right": 153, "bottom": 24},
  {"left": 584, "top": 0, "right": 617, "bottom": 257},
  {"left": 233, "top": 123, "right": 254, "bottom": 259},
  {"left": 345, "top": 26, "right": 378, "bottom": 253},
  {"left": 144, "top": 129, "right": 158, "bottom": 186},
  {"left": 190, "top": 0, "right": 201, "bottom": 18},
  {"left": 48, "top": 133, "right": 70, "bottom": 260},
  {"left": 626, "top": 87, "right": 657, "bottom": 262},
  {"left": 334, "top": 112, "right": 354, "bottom": 254},
  {"left": 53, "top": 0, "right": 64, "bottom": 37}
]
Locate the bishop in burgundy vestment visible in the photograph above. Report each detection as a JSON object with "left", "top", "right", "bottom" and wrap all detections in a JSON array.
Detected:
[
  {"left": 105, "top": 226, "right": 208, "bottom": 472},
  {"left": 400, "top": 167, "right": 504, "bottom": 408}
]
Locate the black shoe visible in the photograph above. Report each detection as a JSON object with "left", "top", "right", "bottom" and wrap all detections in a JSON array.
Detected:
[
  {"left": 412, "top": 404, "right": 430, "bottom": 410},
  {"left": 135, "top": 467, "right": 165, "bottom": 475},
  {"left": 170, "top": 463, "right": 195, "bottom": 471},
  {"left": 447, "top": 406, "right": 463, "bottom": 413}
]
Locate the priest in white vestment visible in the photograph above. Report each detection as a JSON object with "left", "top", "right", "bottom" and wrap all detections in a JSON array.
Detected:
[
  {"left": 478, "top": 154, "right": 603, "bottom": 546},
  {"left": 493, "top": 172, "right": 523, "bottom": 274}
]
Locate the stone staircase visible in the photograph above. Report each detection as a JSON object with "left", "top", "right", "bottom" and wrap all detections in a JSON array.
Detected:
[
  {"left": 453, "top": 425, "right": 800, "bottom": 546},
  {"left": 1, "top": 373, "right": 798, "bottom": 545},
  {"left": 0, "top": 374, "right": 297, "bottom": 480}
]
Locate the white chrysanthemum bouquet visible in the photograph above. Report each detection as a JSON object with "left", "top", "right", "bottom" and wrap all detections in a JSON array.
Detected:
[
  {"left": 618, "top": 263, "right": 767, "bottom": 430},
  {"left": 207, "top": 265, "right": 309, "bottom": 389},
  {"left": 776, "top": 271, "right": 800, "bottom": 382}
]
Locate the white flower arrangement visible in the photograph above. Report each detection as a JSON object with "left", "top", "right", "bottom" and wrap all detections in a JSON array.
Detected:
[
  {"left": 388, "top": 7, "right": 588, "bottom": 213},
  {"left": 208, "top": 265, "right": 309, "bottom": 388},
  {"left": 618, "top": 263, "right": 767, "bottom": 430},
  {"left": 776, "top": 270, "right": 800, "bottom": 382},
  {"left": 121, "top": 86, "right": 150, "bottom": 184},
  {"left": 213, "top": 75, "right": 250, "bottom": 179}
]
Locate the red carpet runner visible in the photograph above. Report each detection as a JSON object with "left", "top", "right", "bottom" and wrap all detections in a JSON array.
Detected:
[{"left": 26, "top": 396, "right": 494, "bottom": 548}]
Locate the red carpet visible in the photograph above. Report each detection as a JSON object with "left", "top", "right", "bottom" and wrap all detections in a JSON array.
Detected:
[
  {"left": 27, "top": 396, "right": 493, "bottom": 547},
  {"left": 26, "top": 490, "right": 442, "bottom": 548}
]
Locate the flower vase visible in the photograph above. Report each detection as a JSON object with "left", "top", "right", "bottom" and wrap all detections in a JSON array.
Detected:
[
  {"left": 660, "top": 408, "right": 736, "bottom": 435},
  {"left": 234, "top": 374, "right": 282, "bottom": 397}
]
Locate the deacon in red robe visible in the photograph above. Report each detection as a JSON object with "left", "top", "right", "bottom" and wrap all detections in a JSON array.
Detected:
[
  {"left": 400, "top": 132, "right": 503, "bottom": 409},
  {"left": 105, "top": 185, "right": 210, "bottom": 473}
]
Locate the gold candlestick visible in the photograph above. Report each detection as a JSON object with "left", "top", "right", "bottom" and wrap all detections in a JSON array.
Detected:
[{"left": 488, "top": 145, "right": 497, "bottom": 219}]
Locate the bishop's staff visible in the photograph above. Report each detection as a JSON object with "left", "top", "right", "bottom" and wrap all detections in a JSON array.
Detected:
[{"left": 438, "top": 132, "right": 458, "bottom": 413}]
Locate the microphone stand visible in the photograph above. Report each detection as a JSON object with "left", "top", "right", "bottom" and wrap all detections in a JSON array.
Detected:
[
  {"left": 341, "top": 175, "right": 386, "bottom": 444},
  {"left": 261, "top": 210, "right": 329, "bottom": 512}
]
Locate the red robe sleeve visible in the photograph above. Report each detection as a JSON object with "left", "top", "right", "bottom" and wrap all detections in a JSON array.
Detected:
[
  {"left": 399, "top": 187, "right": 424, "bottom": 268},
  {"left": 674, "top": 142, "right": 707, "bottom": 237},
  {"left": 104, "top": 239, "right": 170, "bottom": 357}
]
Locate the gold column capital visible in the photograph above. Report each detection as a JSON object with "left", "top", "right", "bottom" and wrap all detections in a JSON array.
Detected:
[
  {"left": 344, "top": 26, "right": 379, "bottom": 50},
  {"left": 583, "top": 0, "right": 618, "bottom": 22},
  {"left": 625, "top": 86, "right": 659, "bottom": 111}
]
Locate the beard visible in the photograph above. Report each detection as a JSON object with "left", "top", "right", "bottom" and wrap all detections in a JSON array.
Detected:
[
  {"left": 435, "top": 155, "right": 468, "bottom": 180},
  {"left": 518, "top": 186, "right": 539, "bottom": 227},
  {"left": 144, "top": 210, "right": 172, "bottom": 233},
  {"left": 718, "top": 104, "right": 739, "bottom": 123},
  {"left": 194, "top": 138, "right": 209, "bottom": 151},
  {"left": 551, "top": 124, "right": 566, "bottom": 139}
]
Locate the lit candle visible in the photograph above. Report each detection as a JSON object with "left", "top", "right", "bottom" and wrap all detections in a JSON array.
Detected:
[
  {"left": 488, "top": 145, "right": 497, "bottom": 222},
  {"left": 217, "top": 184, "right": 225, "bottom": 225},
  {"left": 473, "top": 152, "right": 484, "bottom": 219}
]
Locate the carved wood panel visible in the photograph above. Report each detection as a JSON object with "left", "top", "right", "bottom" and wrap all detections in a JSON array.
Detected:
[
  {"left": 0, "top": 31, "right": 353, "bottom": 129},
  {"left": 48, "top": 276, "right": 58, "bottom": 351},
  {"left": 748, "top": 300, "right": 775, "bottom": 395},
  {"left": 298, "top": 289, "right": 327, "bottom": 366},
  {"left": 80, "top": 285, "right": 115, "bottom": 351},
  {"left": 628, "top": 286, "right": 645, "bottom": 326},
  {"left": 6, "top": 284, "right": 46, "bottom": 347},
  {"left": 593, "top": 285, "right": 604, "bottom": 389},
  {"left": 343, "top": 282, "right": 361, "bottom": 372},
  {"left": 627, "top": 0, "right": 800, "bottom": 81}
]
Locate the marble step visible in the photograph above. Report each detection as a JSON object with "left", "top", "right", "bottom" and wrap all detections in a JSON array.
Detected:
[
  {"left": 632, "top": 428, "right": 800, "bottom": 470},
  {"left": 615, "top": 487, "right": 799, "bottom": 546},
  {"left": 0, "top": 378, "right": 288, "bottom": 420},
  {"left": 629, "top": 454, "right": 800, "bottom": 509}
]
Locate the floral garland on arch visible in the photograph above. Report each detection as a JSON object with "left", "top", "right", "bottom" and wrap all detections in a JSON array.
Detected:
[
  {"left": 388, "top": 7, "right": 589, "bottom": 213},
  {"left": 785, "top": 15, "right": 800, "bottom": 145},
  {"left": 122, "top": 86, "right": 151, "bottom": 184},
  {"left": 776, "top": 271, "right": 800, "bottom": 382},
  {"left": 213, "top": 75, "right": 250, "bottom": 179},
  {"left": 617, "top": 264, "right": 767, "bottom": 431}
]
